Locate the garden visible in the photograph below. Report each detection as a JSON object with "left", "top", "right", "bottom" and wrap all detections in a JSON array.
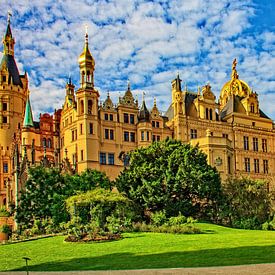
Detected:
[{"left": 1, "top": 139, "right": 275, "bottom": 271}]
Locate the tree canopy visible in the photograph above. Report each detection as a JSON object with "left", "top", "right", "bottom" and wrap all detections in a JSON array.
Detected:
[{"left": 115, "top": 139, "right": 221, "bottom": 218}]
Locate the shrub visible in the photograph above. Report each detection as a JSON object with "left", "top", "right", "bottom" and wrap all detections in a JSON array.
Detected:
[
  {"left": 0, "top": 206, "right": 10, "bottom": 217},
  {"left": 151, "top": 210, "right": 167, "bottom": 226},
  {"left": 0, "top": 224, "right": 11, "bottom": 235},
  {"left": 168, "top": 213, "right": 187, "bottom": 226},
  {"left": 232, "top": 217, "right": 260, "bottom": 230}
]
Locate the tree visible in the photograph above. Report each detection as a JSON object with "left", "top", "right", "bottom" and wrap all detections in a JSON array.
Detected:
[
  {"left": 16, "top": 167, "right": 112, "bottom": 228},
  {"left": 115, "top": 139, "right": 221, "bottom": 218},
  {"left": 223, "top": 177, "right": 271, "bottom": 229}
]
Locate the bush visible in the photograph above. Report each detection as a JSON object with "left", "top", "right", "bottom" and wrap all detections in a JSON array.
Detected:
[
  {"left": 0, "top": 206, "right": 10, "bottom": 217},
  {"left": 232, "top": 217, "right": 260, "bottom": 230},
  {"left": 167, "top": 213, "right": 187, "bottom": 226},
  {"left": 151, "top": 211, "right": 167, "bottom": 226},
  {"left": 0, "top": 224, "right": 11, "bottom": 235}
]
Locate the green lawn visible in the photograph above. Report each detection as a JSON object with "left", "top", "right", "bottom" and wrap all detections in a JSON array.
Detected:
[{"left": 1, "top": 223, "right": 275, "bottom": 271}]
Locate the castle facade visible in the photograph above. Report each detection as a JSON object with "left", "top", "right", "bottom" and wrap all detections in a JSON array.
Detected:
[{"left": 1, "top": 20, "right": 275, "bottom": 207}]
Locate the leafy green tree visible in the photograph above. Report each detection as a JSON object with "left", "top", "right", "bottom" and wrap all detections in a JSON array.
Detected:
[
  {"left": 115, "top": 139, "right": 221, "bottom": 218},
  {"left": 223, "top": 177, "right": 271, "bottom": 229},
  {"left": 17, "top": 167, "right": 112, "bottom": 228}
]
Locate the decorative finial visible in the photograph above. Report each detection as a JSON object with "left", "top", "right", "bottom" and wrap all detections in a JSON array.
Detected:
[
  {"left": 177, "top": 71, "right": 180, "bottom": 78},
  {"left": 185, "top": 83, "right": 187, "bottom": 92},
  {"left": 231, "top": 58, "right": 238, "bottom": 80},
  {"left": 142, "top": 91, "right": 145, "bottom": 102},
  {"left": 127, "top": 80, "right": 130, "bottom": 91},
  {"left": 68, "top": 74, "right": 72, "bottom": 85},
  {"left": 7, "top": 11, "right": 12, "bottom": 23},
  {"left": 107, "top": 91, "right": 110, "bottom": 98},
  {"left": 85, "top": 24, "right": 88, "bottom": 43},
  {"left": 154, "top": 97, "right": 157, "bottom": 107},
  {"left": 197, "top": 86, "right": 200, "bottom": 95}
]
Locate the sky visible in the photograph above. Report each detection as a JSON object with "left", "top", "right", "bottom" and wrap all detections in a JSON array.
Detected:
[{"left": 0, "top": 0, "right": 274, "bottom": 120}]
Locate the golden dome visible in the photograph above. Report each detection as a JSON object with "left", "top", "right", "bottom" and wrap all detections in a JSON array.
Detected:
[
  {"left": 78, "top": 32, "right": 95, "bottom": 66},
  {"left": 220, "top": 59, "right": 251, "bottom": 109}
]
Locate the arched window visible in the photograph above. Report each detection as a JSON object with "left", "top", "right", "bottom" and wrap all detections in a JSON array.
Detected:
[
  {"left": 87, "top": 70, "right": 90, "bottom": 83},
  {"left": 88, "top": 100, "right": 92, "bottom": 114},
  {"left": 81, "top": 71, "right": 85, "bottom": 85},
  {"left": 80, "top": 100, "right": 84, "bottom": 114},
  {"left": 43, "top": 137, "right": 46, "bottom": 147},
  {"left": 206, "top": 108, "right": 209, "bottom": 119},
  {"left": 3, "top": 198, "right": 6, "bottom": 206},
  {"left": 250, "top": 103, "right": 255, "bottom": 113}
]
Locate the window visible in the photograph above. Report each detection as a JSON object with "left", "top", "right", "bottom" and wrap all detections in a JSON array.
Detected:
[
  {"left": 124, "top": 131, "right": 129, "bottom": 141},
  {"left": 108, "top": 153, "right": 114, "bottom": 165},
  {"left": 206, "top": 108, "right": 209, "bottom": 119},
  {"left": 209, "top": 109, "right": 213, "bottom": 120},
  {"left": 250, "top": 103, "right": 255, "bottom": 113},
  {"left": 243, "top": 136, "right": 249, "bottom": 150},
  {"left": 244, "top": 158, "right": 250, "bottom": 172},
  {"left": 190, "top": 129, "right": 197, "bottom": 139},
  {"left": 147, "top": 131, "right": 150, "bottom": 141},
  {"left": 124, "top": 113, "right": 129, "bottom": 123},
  {"left": 141, "top": 131, "right": 144, "bottom": 141},
  {"left": 110, "top": 114, "right": 113, "bottom": 121},
  {"left": 130, "top": 132, "right": 135, "bottom": 142},
  {"left": 2, "top": 103, "right": 7, "bottom": 111},
  {"left": 254, "top": 159, "right": 259, "bottom": 173},
  {"left": 2, "top": 76, "right": 6, "bottom": 83},
  {"left": 262, "top": 139, "right": 267, "bottom": 152},
  {"left": 228, "top": 156, "right": 231, "bottom": 174},
  {"left": 88, "top": 100, "right": 92, "bottom": 114},
  {"left": 80, "top": 100, "right": 84, "bottom": 114},
  {"left": 104, "top": 129, "right": 109, "bottom": 139},
  {"left": 152, "top": 121, "right": 155, "bottom": 127},
  {"left": 157, "top": 135, "right": 160, "bottom": 141},
  {"left": 104, "top": 113, "right": 108, "bottom": 120},
  {"left": 3, "top": 162, "right": 8, "bottom": 173},
  {"left": 48, "top": 138, "right": 52, "bottom": 148},
  {"left": 80, "top": 124, "right": 83, "bottom": 135},
  {"left": 130, "top": 114, "right": 134, "bottom": 124},
  {"left": 100, "top": 152, "right": 106, "bottom": 164},
  {"left": 252, "top": 122, "right": 256, "bottom": 127},
  {"left": 89, "top": 123, "right": 93, "bottom": 134},
  {"left": 153, "top": 135, "right": 160, "bottom": 142},
  {"left": 124, "top": 155, "right": 130, "bottom": 167},
  {"left": 110, "top": 129, "right": 114, "bottom": 140},
  {"left": 222, "top": 133, "right": 228, "bottom": 139},
  {"left": 263, "top": 160, "right": 269, "bottom": 174},
  {"left": 81, "top": 150, "right": 84, "bottom": 161},
  {"left": 253, "top": 137, "right": 258, "bottom": 152},
  {"left": 43, "top": 137, "right": 46, "bottom": 147},
  {"left": 156, "top": 121, "right": 160, "bottom": 128},
  {"left": 3, "top": 116, "right": 7, "bottom": 123}
]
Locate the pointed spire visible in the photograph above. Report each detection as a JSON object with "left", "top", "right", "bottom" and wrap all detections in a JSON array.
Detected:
[
  {"left": 23, "top": 94, "right": 34, "bottom": 128},
  {"left": 231, "top": 58, "right": 239, "bottom": 80},
  {"left": 5, "top": 12, "right": 12, "bottom": 37},
  {"left": 176, "top": 72, "right": 182, "bottom": 91},
  {"left": 138, "top": 93, "right": 150, "bottom": 122}
]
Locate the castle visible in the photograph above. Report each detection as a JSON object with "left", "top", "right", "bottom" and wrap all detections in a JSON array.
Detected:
[{"left": 1, "top": 19, "right": 275, "bottom": 207}]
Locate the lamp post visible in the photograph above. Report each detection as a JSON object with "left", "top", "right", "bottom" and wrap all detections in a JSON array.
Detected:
[{"left": 22, "top": 257, "right": 31, "bottom": 275}]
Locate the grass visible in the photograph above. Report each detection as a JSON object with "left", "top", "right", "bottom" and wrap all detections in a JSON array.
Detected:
[{"left": 1, "top": 223, "right": 275, "bottom": 271}]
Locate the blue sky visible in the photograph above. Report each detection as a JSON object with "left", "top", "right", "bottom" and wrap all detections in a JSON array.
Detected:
[{"left": 0, "top": 0, "right": 274, "bottom": 120}]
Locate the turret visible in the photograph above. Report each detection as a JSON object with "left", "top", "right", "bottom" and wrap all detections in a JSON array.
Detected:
[{"left": 78, "top": 27, "right": 95, "bottom": 89}]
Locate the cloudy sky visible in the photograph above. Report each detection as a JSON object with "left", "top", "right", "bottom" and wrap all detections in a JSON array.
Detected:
[{"left": 0, "top": 0, "right": 274, "bottom": 120}]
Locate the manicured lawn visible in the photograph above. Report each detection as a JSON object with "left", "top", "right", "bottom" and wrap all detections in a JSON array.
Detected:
[{"left": 1, "top": 223, "right": 275, "bottom": 271}]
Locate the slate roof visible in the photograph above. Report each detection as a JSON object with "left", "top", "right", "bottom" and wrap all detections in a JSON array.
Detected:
[
  {"left": 138, "top": 100, "right": 150, "bottom": 122},
  {"left": 0, "top": 54, "right": 23, "bottom": 87}
]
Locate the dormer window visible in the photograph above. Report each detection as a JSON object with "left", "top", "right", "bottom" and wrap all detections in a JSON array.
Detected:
[{"left": 2, "top": 76, "right": 6, "bottom": 83}]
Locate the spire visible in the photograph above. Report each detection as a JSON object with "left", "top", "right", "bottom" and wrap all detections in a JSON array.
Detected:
[
  {"left": 23, "top": 94, "right": 34, "bottom": 128},
  {"left": 78, "top": 25, "right": 95, "bottom": 88},
  {"left": 138, "top": 94, "right": 150, "bottom": 122},
  {"left": 231, "top": 58, "right": 239, "bottom": 80},
  {"left": 176, "top": 72, "right": 182, "bottom": 91},
  {"left": 2, "top": 11, "right": 15, "bottom": 56}
]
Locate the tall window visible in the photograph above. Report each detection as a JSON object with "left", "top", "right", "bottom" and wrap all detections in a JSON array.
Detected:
[
  {"left": 253, "top": 137, "right": 258, "bottom": 152},
  {"left": 243, "top": 136, "right": 249, "bottom": 150},
  {"left": 124, "top": 113, "right": 129, "bottom": 123},
  {"left": 263, "top": 160, "right": 269, "bottom": 174},
  {"left": 152, "top": 121, "right": 155, "bottom": 127},
  {"left": 147, "top": 131, "right": 150, "bottom": 141},
  {"left": 262, "top": 139, "right": 267, "bottom": 152},
  {"left": 104, "top": 129, "right": 109, "bottom": 139},
  {"left": 254, "top": 159, "right": 259, "bottom": 173},
  {"left": 88, "top": 100, "right": 92, "bottom": 114},
  {"left": 244, "top": 158, "right": 250, "bottom": 172},
  {"left": 3, "top": 162, "right": 8, "bottom": 173},
  {"left": 100, "top": 152, "right": 106, "bottom": 164},
  {"left": 124, "top": 131, "right": 129, "bottom": 141},
  {"left": 2, "top": 103, "right": 7, "bottom": 111},
  {"left": 80, "top": 124, "right": 83, "bottom": 135},
  {"left": 104, "top": 113, "right": 108, "bottom": 120},
  {"left": 190, "top": 129, "right": 197, "bottom": 139},
  {"left": 205, "top": 108, "right": 209, "bottom": 119},
  {"left": 80, "top": 100, "right": 84, "bottom": 114},
  {"left": 250, "top": 103, "right": 255, "bottom": 113},
  {"left": 89, "top": 123, "right": 93, "bottom": 134},
  {"left": 110, "top": 129, "right": 114, "bottom": 140},
  {"left": 156, "top": 121, "right": 160, "bottom": 128},
  {"left": 227, "top": 156, "right": 231, "bottom": 174},
  {"left": 3, "top": 116, "right": 7, "bottom": 123},
  {"left": 48, "top": 138, "right": 52, "bottom": 148},
  {"left": 141, "top": 131, "right": 144, "bottom": 141},
  {"left": 130, "top": 114, "right": 135, "bottom": 124},
  {"left": 110, "top": 114, "right": 113, "bottom": 121},
  {"left": 108, "top": 153, "right": 114, "bottom": 165},
  {"left": 81, "top": 150, "right": 84, "bottom": 161},
  {"left": 209, "top": 109, "right": 213, "bottom": 120},
  {"left": 130, "top": 132, "right": 135, "bottom": 142}
]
